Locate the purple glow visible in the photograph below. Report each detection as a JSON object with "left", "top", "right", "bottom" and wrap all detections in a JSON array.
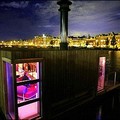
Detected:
[
  {"left": 4, "top": 60, "right": 42, "bottom": 119},
  {"left": 17, "top": 82, "right": 39, "bottom": 102},
  {"left": 5, "top": 62, "right": 15, "bottom": 119}
]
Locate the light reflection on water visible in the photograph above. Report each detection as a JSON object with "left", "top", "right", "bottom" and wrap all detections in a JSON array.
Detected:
[{"left": 96, "top": 105, "right": 102, "bottom": 120}]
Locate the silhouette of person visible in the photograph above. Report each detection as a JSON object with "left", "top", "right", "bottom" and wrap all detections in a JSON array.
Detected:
[{"left": 22, "top": 71, "right": 30, "bottom": 87}]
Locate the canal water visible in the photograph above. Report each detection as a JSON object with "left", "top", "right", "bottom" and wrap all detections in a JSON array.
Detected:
[{"left": 53, "top": 89, "right": 120, "bottom": 120}]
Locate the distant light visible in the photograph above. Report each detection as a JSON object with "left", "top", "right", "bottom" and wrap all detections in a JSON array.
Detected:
[{"left": 43, "top": 34, "right": 46, "bottom": 38}]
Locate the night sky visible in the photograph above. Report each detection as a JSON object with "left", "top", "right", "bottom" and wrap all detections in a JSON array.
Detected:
[{"left": 0, "top": 0, "right": 120, "bottom": 41}]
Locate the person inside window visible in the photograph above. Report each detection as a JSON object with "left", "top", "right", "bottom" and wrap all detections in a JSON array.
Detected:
[
  {"left": 22, "top": 71, "right": 30, "bottom": 87},
  {"left": 22, "top": 71, "right": 29, "bottom": 80}
]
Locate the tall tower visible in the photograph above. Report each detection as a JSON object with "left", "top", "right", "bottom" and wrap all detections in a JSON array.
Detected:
[{"left": 57, "top": 0, "right": 72, "bottom": 50}]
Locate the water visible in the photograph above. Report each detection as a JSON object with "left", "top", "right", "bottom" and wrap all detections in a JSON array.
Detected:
[{"left": 53, "top": 89, "right": 120, "bottom": 120}]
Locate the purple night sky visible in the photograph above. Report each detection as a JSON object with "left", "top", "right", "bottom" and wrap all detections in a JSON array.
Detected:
[{"left": 0, "top": 0, "right": 120, "bottom": 41}]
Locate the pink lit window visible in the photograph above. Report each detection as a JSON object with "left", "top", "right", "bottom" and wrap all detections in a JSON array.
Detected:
[
  {"left": 16, "top": 62, "right": 39, "bottom": 82},
  {"left": 97, "top": 57, "right": 106, "bottom": 92},
  {"left": 16, "top": 61, "right": 42, "bottom": 119},
  {"left": 18, "top": 101, "right": 40, "bottom": 119}
]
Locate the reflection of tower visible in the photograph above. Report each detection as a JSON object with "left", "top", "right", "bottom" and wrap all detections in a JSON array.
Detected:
[{"left": 57, "top": 0, "right": 72, "bottom": 50}]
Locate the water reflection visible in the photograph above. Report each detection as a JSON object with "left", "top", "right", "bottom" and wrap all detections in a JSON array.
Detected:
[
  {"left": 95, "top": 91, "right": 120, "bottom": 120},
  {"left": 96, "top": 106, "right": 102, "bottom": 120},
  {"left": 54, "top": 90, "right": 120, "bottom": 120}
]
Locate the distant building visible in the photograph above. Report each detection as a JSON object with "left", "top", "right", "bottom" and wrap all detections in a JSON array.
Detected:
[{"left": 0, "top": 32, "right": 120, "bottom": 49}]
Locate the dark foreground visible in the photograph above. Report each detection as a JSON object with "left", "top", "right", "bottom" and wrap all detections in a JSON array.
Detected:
[
  {"left": 0, "top": 109, "right": 6, "bottom": 120},
  {"left": 53, "top": 89, "right": 120, "bottom": 120},
  {"left": 0, "top": 89, "right": 120, "bottom": 120}
]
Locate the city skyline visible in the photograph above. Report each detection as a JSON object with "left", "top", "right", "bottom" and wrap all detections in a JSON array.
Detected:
[{"left": 0, "top": 0, "right": 120, "bottom": 41}]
